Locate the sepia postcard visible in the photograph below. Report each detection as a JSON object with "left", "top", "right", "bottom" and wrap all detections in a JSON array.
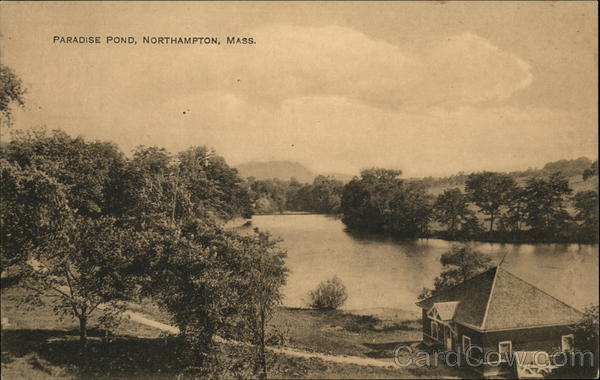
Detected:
[{"left": 0, "top": 1, "right": 598, "bottom": 379}]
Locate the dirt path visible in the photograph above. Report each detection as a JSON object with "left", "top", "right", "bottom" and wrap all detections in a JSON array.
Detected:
[
  {"left": 123, "top": 310, "right": 179, "bottom": 334},
  {"left": 124, "top": 310, "right": 398, "bottom": 368}
]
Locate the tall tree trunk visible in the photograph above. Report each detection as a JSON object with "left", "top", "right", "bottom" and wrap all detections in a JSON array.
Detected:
[
  {"left": 79, "top": 316, "right": 88, "bottom": 367},
  {"left": 489, "top": 212, "right": 495, "bottom": 233}
]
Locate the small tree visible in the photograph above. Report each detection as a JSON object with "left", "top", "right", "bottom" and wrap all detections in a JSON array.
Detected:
[
  {"left": 20, "top": 216, "right": 140, "bottom": 364},
  {"left": 419, "top": 244, "right": 492, "bottom": 300},
  {"left": 234, "top": 231, "right": 288, "bottom": 379},
  {"left": 571, "top": 305, "right": 599, "bottom": 354},
  {"left": 309, "top": 276, "right": 348, "bottom": 310}
]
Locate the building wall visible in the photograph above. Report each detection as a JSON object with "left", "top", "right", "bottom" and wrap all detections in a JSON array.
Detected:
[
  {"left": 482, "top": 324, "right": 573, "bottom": 356},
  {"left": 480, "top": 325, "right": 574, "bottom": 378},
  {"left": 456, "top": 323, "right": 485, "bottom": 363},
  {"left": 420, "top": 314, "right": 575, "bottom": 377}
]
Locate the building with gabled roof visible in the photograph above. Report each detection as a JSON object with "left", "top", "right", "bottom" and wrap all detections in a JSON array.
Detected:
[{"left": 416, "top": 266, "right": 583, "bottom": 377}]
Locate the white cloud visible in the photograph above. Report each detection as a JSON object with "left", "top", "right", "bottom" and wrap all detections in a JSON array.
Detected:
[
  {"left": 412, "top": 33, "right": 533, "bottom": 106},
  {"left": 125, "top": 25, "right": 533, "bottom": 110},
  {"left": 212, "top": 26, "right": 534, "bottom": 108}
]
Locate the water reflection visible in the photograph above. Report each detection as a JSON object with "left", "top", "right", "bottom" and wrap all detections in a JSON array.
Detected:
[{"left": 251, "top": 214, "right": 598, "bottom": 314}]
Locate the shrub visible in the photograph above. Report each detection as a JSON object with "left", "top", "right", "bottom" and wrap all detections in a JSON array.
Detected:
[{"left": 309, "top": 276, "right": 348, "bottom": 310}]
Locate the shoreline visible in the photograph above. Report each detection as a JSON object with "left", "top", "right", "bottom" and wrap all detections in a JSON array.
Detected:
[{"left": 245, "top": 214, "right": 598, "bottom": 245}]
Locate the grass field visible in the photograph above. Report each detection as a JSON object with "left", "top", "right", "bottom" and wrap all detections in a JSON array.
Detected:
[
  {"left": 270, "top": 307, "right": 422, "bottom": 358},
  {"left": 1, "top": 286, "right": 474, "bottom": 379}
]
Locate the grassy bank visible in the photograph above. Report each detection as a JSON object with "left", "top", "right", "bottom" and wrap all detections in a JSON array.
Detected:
[
  {"left": 2, "top": 286, "right": 475, "bottom": 379},
  {"left": 270, "top": 307, "right": 422, "bottom": 359}
]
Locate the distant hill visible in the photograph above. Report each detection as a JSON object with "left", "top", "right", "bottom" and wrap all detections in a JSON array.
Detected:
[
  {"left": 235, "top": 161, "right": 316, "bottom": 183},
  {"left": 539, "top": 157, "right": 593, "bottom": 178},
  {"left": 411, "top": 156, "right": 597, "bottom": 196}
]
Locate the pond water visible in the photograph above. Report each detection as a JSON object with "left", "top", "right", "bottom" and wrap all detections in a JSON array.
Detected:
[{"left": 251, "top": 214, "right": 598, "bottom": 315}]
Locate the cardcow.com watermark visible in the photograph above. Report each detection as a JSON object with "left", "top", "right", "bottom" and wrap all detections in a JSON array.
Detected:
[{"left": 393, "top": 345, "right": 595, "bottom": 368}]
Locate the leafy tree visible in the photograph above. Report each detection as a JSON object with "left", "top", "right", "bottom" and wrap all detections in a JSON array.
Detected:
[
  {"left": 433, "top": 188, "right": 472, "bottom": 238},
  {"left": 523, "top": 173, "right": 573, "bottom": 240},
  {"left": 177, "top": 146, "right": 252, "bottom": 220},
  {"left": 0, "top": 64, "right": 26, "bottom": 126},
  {"left": 418, "top": 245, "right": 492, "bottom": 300},
  {"left": 2, "top": 128, "right": 125, "bottom": 218},
  {"left": 553, "top": 305, "right": 600, "bottom": 378},
  {"left": 145, "top": 227, "right": 238, "bottom": 369},
  {"left": 0, "top": 159, "right": 70, "bottom": 273},
  {"left": 465, "top": 172, "right": 517, "bottom": 232},
  {"left": 19, "top": 216, "right": 140, "bottom": 363},
  {"left": 286, "top": 182, "right": 312, "bottom": 212},
  {"left": 231, "top": 231, "right": 288, "bottom": 378},
  {"left": 309, "top": 276, "right": 348, "bottom": 310},
  {"left": 388, "top": 181, "right": 434, "bottom": 238},
  {"left": 461, "top": 214, "right": 484, "bottom": 239},
  {"left": 571, "top": 305, "right": 599, "bottom": 353},
  {"left": 341, "top": 169, "right": 403, "bottom": 232},
  {"left": 140, "top": 222, "right": 288, "bottom": 376},
  {"left": 1, "top": 129, "right": 144, "bottom": 364},
  {"left": 109, "top": 146, "right": 178, "bottom": 228},
  {"left": 112, "top": 145, "right": 252, "bottom": 227},
  {"left": 341, "top": 169, "right": 433, "bottom": 238},
  {"left": 284, "top": 177, "right": 304, "bottom": 210},
  {"left": 572, "top": 190, "right": 599, "bottom": 242},
  {"left": 498, "top": 185, "right": 527, "bottom": 233},
  {"left": 248, "top": 178, "right": 288, "bottom": 214},
  {"left": 310, "top": 175, "right": 344, "bottom": 214}
]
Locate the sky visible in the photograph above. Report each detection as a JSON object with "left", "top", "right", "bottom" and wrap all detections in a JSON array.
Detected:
[{"left": 0, "top": 1, "right": 597, "bottom": 177}]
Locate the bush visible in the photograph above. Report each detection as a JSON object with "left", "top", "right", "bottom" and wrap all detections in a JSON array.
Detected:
[{"left": 309, "top": 276, "right": 348, "bottom": 310}]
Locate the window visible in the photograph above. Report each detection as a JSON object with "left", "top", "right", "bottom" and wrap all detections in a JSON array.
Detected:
[
  {"left": 431, "top": 321, "right": 439, "bottom": 341},
  {"left": 462, "top": 335, "right": 471, "bottom": 355},
  {"left": 499, "top": 341, "right": 512, "bottom": 361},
  {"left": 561, "top": 334, "right": 574, "bottom": 352}
]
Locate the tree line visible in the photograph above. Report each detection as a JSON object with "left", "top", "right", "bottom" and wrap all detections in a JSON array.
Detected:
[
  {"left": 1, "top": 128, "right": 287, "bottom": 378},
  {"left": 242, "top": 159, "right": 597, "bottom": 244},
  {"left": 247, "top": 175, "right": 344, "bottom": 214},
  {"left": 340, "top": 167, "right": 598, "bottom": 243}
]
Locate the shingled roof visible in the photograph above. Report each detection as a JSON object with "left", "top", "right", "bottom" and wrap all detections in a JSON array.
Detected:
[{"left": 416, "top": 266, "right": 583, "bottom": 331}]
